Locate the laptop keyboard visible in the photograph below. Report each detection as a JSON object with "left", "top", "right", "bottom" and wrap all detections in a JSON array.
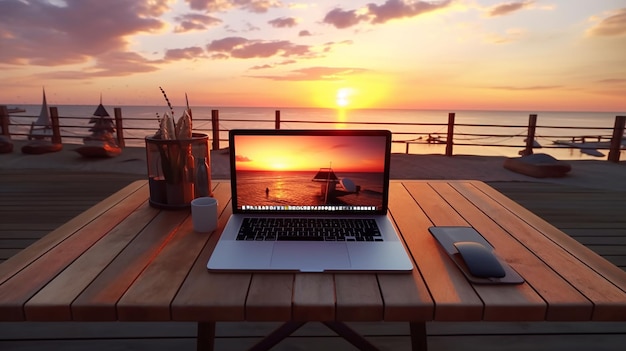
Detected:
[{"left": 236, "top": 217, "right": 383, "bottom": 242}]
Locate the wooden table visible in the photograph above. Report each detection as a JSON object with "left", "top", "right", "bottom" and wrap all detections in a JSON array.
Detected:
[{"left": 2, "top": 180, "right": 626, "bottom": 350}]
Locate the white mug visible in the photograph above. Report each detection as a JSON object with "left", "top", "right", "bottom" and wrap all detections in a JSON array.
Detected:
[{"left": 191, "top": 197, "right": 218, "bottom": 233}]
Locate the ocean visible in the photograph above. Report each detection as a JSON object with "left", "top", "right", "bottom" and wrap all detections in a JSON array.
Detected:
[
  {"left": 236, "top": 170, "right": 384, "bottom": 209},
  {"left": 5, "top": 104, "right": 624, "bottom": 160}
]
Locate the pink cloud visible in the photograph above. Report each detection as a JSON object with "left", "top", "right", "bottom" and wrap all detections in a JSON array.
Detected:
[
  {"left": 367, "top": 0, "right": 453, "bottom": 24},
  {"left": 174, "top": 13, "right": 222, "bottom": 33},
  {"left": 588, "top": 8, "right": 626, "bottom": 37},
  {"left": 0, "top": 0, "right": 166, "bottom": 66},
  {"left": 164, "top": 47, "right": 207, "bottom": 60},
  {"left": 323, "top": 0, "right": 453, "bottom": 29},
  {"left": 268, "top": 17, "right": 298, "bottom": 28},
  {"left": 323, "top": 8, "right": 366, "bottom": 29},
  {"left": 487, "top": 1, "right": 534, "bottom": 17},
  {"left": 207, "top": 37, "right": 315, "bottom": 59},
  {"left": 185, "top": 0, "right": 279, "bottom": 13}
]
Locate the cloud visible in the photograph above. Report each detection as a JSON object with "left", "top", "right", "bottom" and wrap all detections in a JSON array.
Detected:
[
  {"left": 207, "top": 37, "right": 315, "bottom": 59},
  {"left": 299, "top": 30, "right": 312, "bottom": 36},
  {"left": 186, "top": 0, "right": 280, "bottom": 13},
  {"left": 174, "top": 13, "right": 222, "bottom": 33},
  {"left": 366, "top": 0, "right": 453, "bottom": 24},
  {"left": 487, "top": 1, "right": 534, "bottom": 17},
  {"left": 323, "top": 0, "right": 453, "bottom": 29},
  {"left": 0, "top": 0, "right": 166, "bottom": 67},
  {"left": 164, "top": 47, "right": 207, "bottom": 60},
  {"left": 38, "top": 51, "right": 161, "bottom": 80},
  {"left": 268, "top": 17, "right": 298, "bottom": 28},
  {"left": 588, "top": 8, "right": 626, "bottom": 37},
  {"left": 235, "top": 155, "right": 252, "bottom": 162},
  {"left": 323, "top": 8, "right": 367, "bottom": 29},
  {"left": 251, "top": 66, "right": 369, "bottom": 81}
]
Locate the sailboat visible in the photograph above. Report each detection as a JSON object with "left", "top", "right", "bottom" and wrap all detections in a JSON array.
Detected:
[
  {"left": 21, "top": 88, "right": 63, "bottom": 154},
  {"left": 75, "top": 96, "right": 122, "bottom": 158},
  {"left": 311, "top": 165, "right": 358, "bottom": 203},
  {"left": 29, "top": 88, "right": 53, "bottom": 140}
]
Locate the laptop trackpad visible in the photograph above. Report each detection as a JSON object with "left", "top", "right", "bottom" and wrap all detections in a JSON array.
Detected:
[{"left": 270, "top": 242, "right": 350, "bottom": 272}]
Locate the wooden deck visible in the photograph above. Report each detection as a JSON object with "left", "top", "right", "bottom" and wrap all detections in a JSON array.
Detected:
[{"left": 1, "top": 170, "right": 626, "bottom": 350}]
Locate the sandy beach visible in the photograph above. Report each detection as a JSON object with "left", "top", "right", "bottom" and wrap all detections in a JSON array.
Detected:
[{"left": 1, "top": 140, "right": 625, "bottom": 191}]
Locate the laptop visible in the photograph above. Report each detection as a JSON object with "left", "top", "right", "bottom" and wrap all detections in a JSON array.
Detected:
[{"left": 206, "top": 129, "right": 414, "bottom": 273}]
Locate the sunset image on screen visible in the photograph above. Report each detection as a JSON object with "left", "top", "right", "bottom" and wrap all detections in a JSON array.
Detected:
[
  {"left": 234, "top": 135, "right": 386, "bottom": 173},
  {"left": 234, "top": 134, "right": 387, "bottom": 209}
]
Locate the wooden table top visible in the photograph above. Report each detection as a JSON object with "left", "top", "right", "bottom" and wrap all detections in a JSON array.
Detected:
[{"left": 1, "top": 180, "right": 626, "bottom": 323}]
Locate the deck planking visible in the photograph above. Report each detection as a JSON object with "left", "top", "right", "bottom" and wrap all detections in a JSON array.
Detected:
[{"left": 1, "top": 171, "right": 625, "bottom": 349}]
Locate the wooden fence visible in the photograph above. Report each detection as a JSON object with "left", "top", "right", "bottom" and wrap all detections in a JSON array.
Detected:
[{"left": 1, "top": 105, "right": 625, "bottom": 162}]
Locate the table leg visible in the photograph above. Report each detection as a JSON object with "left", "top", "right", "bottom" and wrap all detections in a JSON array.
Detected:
[
  {"left": 249, "top": 321, "right": 306, "bottom": 351},
  {"left": 410, "top": 322, "right": 427, "bottom": 351},
  {"left": 323, "top": 321, "right": 379, "bottom": 351},
  {"left": 197, "top": 322, "right": 216, "bottom": 351}
]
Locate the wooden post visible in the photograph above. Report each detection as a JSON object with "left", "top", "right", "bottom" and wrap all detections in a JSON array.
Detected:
[
  {"left": 49, "top": 107, "right": 62, "bottom": 144},
  {"left": 275, "top": 110, "right": 281, "bottom": 130},
  {"left": 211, "top": 109, "right": 220, "bottom": 150},
  {"left": 445, "top": 112, "right": 455, "bottom": 157},
  {"left": 0, "top": 106, "right": 9, "bottom": 136},
  {"left": 608, "top": 115, "right": 625, "bottom": 163},
  {"left": 114, "top": 107, "right": 125, "bottom": 148},
  {"left": 523, "top": 114, "right": 538, "bottom": 156}
]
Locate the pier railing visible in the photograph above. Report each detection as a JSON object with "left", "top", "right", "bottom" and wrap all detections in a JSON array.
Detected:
[{"left": 1, "top": 106, "right": 624, "bottom": 162}]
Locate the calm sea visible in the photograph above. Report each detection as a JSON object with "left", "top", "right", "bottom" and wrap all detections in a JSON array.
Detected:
[
  {"left": 6, "top": 104, "right": 624, "bottom": 160},
  {"left": 236, "top": 170, "right": 384, "bottom": 208}
]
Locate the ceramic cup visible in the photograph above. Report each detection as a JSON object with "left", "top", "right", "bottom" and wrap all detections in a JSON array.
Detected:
[{"left": 191, "top": 197, "right": 218, "bottom": 233}]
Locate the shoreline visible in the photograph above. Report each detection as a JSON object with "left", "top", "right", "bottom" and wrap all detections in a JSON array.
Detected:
[{"left": 2, "top": 140, "right": 625, "bottom": 191}]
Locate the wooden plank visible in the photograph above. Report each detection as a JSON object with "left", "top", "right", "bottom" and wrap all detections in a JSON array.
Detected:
[
  {"left": 459, "top": 182, "right": 626, "bottom": 320},
  {"left": 407, "top": 182, "right": 547, "bottom": 321},
  {"left": 24, "top": 202, "right": 158, "bottom": 321},
  {"left": 71, "top": 207, "right": 190, "bottom": 321},
  {"left": 116, "top": 183, "right": 232, "bottom": 321},
  {"left": 245, "top": 274, "right": 294, "bottom": 321},
  {"left": 388, "top": 182, "right": 479, "bottom": 321},
  {"left": 292, "top": 274, "right": 336, "bottom": 321},
  {"left": 335, "top": 274, "right": 383, "bottom": 321},
  {"left": 0, "top": 180, "right": 146, "bottom": 284},
  {"left": 171, "top": 184, "right": 252, "bottom": 322},
  {"left": 430, "top": 182, "right": 591, "bottom": 321},
  {"left": 0, "top": 184, "right": 149, "bottom": 322}
]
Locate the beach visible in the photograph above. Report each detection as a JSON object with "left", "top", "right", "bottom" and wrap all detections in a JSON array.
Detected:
[{"left": 2, "top": 139, "right": 625, "bottom": 191}]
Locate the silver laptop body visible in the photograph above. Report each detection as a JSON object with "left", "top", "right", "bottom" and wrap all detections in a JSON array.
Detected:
[{"left": 207, "top": 129, "right": 413, "bottom": 273}]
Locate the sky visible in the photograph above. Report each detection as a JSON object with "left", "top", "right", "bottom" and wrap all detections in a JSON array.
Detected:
[
  {"left": 234, "top": 135, "right": 387, "bottom": 172},
  {"left": 0, "top": 0, "right": 625, "bottom": 111}
]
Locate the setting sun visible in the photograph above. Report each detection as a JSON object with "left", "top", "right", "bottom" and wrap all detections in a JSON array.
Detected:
[{"left": 336, "top": 88, "right": 353, "bottom": 107}]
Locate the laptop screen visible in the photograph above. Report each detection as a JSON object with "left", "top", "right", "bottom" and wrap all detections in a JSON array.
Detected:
[{"left": 229, "top": 129, "right": 391, "bottom": 215}]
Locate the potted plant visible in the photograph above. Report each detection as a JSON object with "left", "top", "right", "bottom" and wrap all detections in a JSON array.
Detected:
[{"left": 146, "top": 88, "right": 210, "bottom": 208}]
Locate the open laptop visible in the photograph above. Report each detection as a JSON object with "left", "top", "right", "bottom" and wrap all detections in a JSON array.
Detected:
[{"left": 206, "top": 129, "right": 414, "bottom": 273}]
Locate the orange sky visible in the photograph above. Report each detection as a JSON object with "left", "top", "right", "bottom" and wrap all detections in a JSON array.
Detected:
[
  {"left": 1, "top": 1, "right": 625, "bottom": 112},
  {"left": 234, "top": 135, "right": 386, "bottom": 172}
]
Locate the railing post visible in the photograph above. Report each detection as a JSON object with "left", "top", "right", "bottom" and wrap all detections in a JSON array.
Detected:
[
  {"left": 114, "top": 107, "right": 125, "bottom": 148},
  {"left": 0, "top": 106, "right": 9, "bottom": 136},
  {"left": 523, "top": 114, "right": 538, "bottom": 156},
  {"left": 608, "top": 115, "right": 625, "bottom": 163},
  {"left": 275, "top": 110, "right": 281, "bottom": 130},
  {"left": 49, "top": 107, "right": 62, "bottom": 144},
  {"left": 211, "top": 109, "right": 220, "bottom": 150},
  {"left": 445, "top": 112, "right": 455, "bottom": 157}
]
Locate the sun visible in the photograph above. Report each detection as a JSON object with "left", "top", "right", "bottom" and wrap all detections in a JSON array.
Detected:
[{"left": 335, "top": 88, "right": 353, "bottom": 108}]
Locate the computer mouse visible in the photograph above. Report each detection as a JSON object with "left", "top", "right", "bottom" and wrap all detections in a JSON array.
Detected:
[{"left": 453, "top": 241, "right": 506, "bottom": 278}]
